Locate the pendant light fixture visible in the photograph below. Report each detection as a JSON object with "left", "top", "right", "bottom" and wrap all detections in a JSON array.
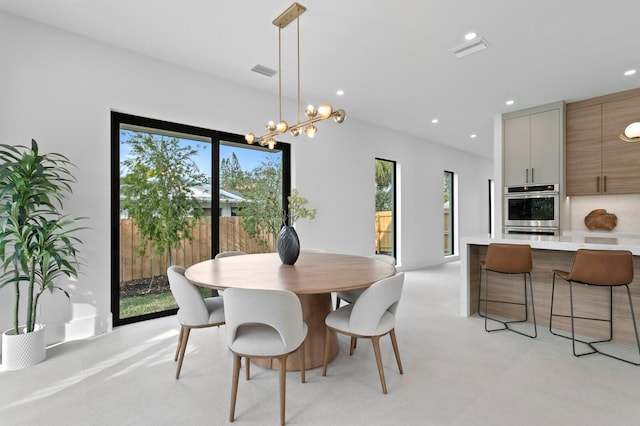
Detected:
[
  {"left": 619, "top": 122, "right": 640, "bottom": 142},
  {"left": 245, "top": 3, "right": 346, "bottom": 149}
]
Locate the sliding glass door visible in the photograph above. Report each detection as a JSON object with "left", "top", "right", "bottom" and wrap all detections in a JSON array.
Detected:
[{"left": 111, "top": 112, "right": 289, "bottom": 325}]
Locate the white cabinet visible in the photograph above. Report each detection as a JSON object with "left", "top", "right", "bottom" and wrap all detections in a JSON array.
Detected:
[{"left": 503, "top": 104, "right": 563, "bottom": 187}]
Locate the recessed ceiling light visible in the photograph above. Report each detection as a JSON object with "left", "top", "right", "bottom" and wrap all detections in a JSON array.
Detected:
[
  {"left": 470, "top": 134, "right": 477, "bottom": 139},
  {"left": 336, "top": 89, "right": 344, "bottom": 95},
  {"left": 624, "top": 69, "right": 637, "bottom": 76},
  {"left": 465, "top": 32, "right": 477, "bottom": 41},
  {"left": 432, "top": 118, "right": 439, "bottom": 124},
  {"left": 506, "top": 100, "right": 515, "bottom": 106}
]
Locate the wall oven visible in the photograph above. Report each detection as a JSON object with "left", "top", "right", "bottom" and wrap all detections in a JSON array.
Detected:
[{"left": 503, "top": 184, "right": 560, "bottom": 235}]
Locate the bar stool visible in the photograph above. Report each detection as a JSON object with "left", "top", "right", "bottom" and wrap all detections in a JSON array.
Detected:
[
  {"left": 477, "top": 243, "right": 537, "bottom": 338},
  {"left": 549, "top": 249, "right": 640, "bottom": 365}
]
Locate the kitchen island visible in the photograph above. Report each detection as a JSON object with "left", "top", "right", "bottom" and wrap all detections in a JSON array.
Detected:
[{"left": 461, "top": 233, "right": 640, "bottom": 345}]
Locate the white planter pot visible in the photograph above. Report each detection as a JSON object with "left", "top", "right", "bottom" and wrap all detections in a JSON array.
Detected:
[{"left": 2, "top": 324, "right": 46, "bottom": 370}]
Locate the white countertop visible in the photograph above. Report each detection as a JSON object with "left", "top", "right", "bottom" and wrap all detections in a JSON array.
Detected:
[{"left": 462, "top": 233, "right": 640, "bottom": 256}]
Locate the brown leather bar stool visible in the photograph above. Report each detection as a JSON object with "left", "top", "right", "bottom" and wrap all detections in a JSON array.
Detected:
[
  {"left": 477, "top": 243, "right": 537, "bottom": 338},
  {"left": 549, "top": 249, "right": 640, "bottom": 365}
]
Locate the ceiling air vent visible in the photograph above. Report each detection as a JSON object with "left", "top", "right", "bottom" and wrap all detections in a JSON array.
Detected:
[
  {"left": 251, "top": 64, "right": 277, "bottom": 77},
  {"left": 449, "top": 37, "right": 489, "bottom": 58}
]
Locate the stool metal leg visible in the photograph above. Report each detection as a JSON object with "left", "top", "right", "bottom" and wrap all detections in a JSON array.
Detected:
[
  {"left": 481, "top": 269, "right": 537, "bottom": 338},
  {"left": 551, "top": 278, "right": 640, "bottom": 365}
]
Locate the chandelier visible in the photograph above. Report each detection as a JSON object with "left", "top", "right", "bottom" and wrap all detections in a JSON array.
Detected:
[{"left": 245, "top": 2, "right": 346, "bottom": 149}]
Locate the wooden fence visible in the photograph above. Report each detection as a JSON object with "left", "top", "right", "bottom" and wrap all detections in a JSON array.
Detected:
[
  {"left": 375, "top": 211, "right": 392, "bottom": 254},
  {"left": 121, "top": 212, "right": 393, "bottom": 282},
  {"left": 119, "top": 217, "right": 273, "bottom": 283}
]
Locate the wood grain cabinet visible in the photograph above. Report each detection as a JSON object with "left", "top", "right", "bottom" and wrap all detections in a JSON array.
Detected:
[
  {"left": 503, "top": 105, "right": 562, "bottom": 187},
  {"left": 566, "top": 89, "right": 640, "bottom": 196}
]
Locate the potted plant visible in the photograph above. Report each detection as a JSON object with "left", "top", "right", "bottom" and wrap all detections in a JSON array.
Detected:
[
  {"left": 0, "top": 139, "right": 86, "bottom": 370},
  {"left": 277, "top": 189, "right": 316, "bottom": 265}
]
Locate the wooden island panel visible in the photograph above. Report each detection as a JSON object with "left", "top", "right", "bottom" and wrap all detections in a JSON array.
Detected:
[{"left": 468, "top": 245, "right": 640, "bottom": 346}]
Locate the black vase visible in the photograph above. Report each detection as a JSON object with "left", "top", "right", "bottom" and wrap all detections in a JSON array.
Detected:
[{"left": 277, "top": 225, "right": 300, "bottom": 265}]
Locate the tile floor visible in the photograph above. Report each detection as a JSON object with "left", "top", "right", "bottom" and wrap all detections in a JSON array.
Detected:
[{"left": 2, "top": 261, "right": 640, "bottom": 425}]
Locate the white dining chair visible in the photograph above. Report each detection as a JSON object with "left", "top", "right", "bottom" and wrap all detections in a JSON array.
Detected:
[
  {"left": 323, "top": 272, "right": 404, "bottom": 394},
  {"left": 335, "top": 254, "right": 396, "bottom": 309},
  {"left": 215, "top": 250, "right": 247, "bottom": 258},
  {"left": 224, "top": 287, "right": 308, "bottom": 426},
  {"left": 211, "top": 251, "right": 247, "bottom": 296},
  {"left": 300, "top": 248, "right": 325, "bottom": 253},
  {"left": 167, "top": 265, "right": 225, "bottom": 379}
]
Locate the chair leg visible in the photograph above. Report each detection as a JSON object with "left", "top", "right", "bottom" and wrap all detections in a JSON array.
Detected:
[
  {"left": 336, "top": 297, "right": 341, "bottom": 309},
  {"left": 477, "top": 265, "right": 484, "bottom": 316},
  {"left": 174, "top": 326, "right": 184, "bottom": 361},
  {"left": 349, "top": 337, "right": 357, "bottom": 355},
  {"left": 299, "top": 342, "right": 306, "bottom": 383},
  {"left": 389, "top": 329, "right": 403, "bottom": 374},
  {"left": 322, "top": 327, "right": 331, "bottom": 376},
  {"left": 279, "top": 355, "right": 287, "bottom": 426},
  {"left": 526, "top": 272, "right": 538, "bottom": 338},
  {"left": 245, "top": 357, "right": 251, "bottom": 381},
  {"left": 371, "top": 336, "right": 388, "bottom": 394},
  {"left": 625, "top": 285, "right": 640, "bottom": 364},
  {"left": 229, "top": 354, "right": 241, "bottom": 422},
  {"left": 549, "top": 273, "right": 556, "bottom": 332},
  {"left": 175, "top": 326, "right": 191, "bottom": 379}
]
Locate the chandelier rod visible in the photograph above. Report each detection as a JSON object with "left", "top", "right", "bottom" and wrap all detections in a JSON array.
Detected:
[
  {"left": 278, "top": 26, "right": 282, "bottom": 124},
  {"left": 297, "top": 11, "right": 301, "bottom": 125}
]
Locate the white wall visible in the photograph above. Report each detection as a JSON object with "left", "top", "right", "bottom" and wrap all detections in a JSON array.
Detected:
[{"left": 0, "top": 12, "right": 492, "bottom": 349}]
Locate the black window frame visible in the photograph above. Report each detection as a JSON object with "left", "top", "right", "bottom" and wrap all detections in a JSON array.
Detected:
[{"left": 110, "top": 112, "right": 290, "bottom": 326}]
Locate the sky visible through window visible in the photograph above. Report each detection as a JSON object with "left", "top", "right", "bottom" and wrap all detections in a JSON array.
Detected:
[{"left": 120, "top": 130, "right": 280, "bottom": 177}]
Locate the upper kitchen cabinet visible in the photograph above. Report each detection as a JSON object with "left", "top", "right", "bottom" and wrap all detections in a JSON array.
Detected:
[
  {"left": 566, "top": 88, "right": 640, "bottom": 196},
  {"left": 503, "top": 103, "right": 564, "bottom": 187}
]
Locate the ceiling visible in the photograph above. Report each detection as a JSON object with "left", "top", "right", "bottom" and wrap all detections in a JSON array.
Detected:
[{"left": 1, "top": 0, "right": 639, "bottom": 159}]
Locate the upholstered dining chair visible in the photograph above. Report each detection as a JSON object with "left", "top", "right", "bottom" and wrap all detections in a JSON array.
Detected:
[
  {"left": 211, "top": 251, "right": 247, "bottom": 296},
  {"left": 167, "top": 265, "right": 225, "bottom": 379},
  {"left": 224, "top": 287, "right": 308, "bottom": 426},
  {"left": 215, "top": 250, "right": 247, "bottom": 258},
  {"left": 336, "top": 254, "right": 396, "bottom": 309},
  {"left": 300, "top": 248, "right": 325, "bottom": 253},
  {"left": 323, "top": 272, "right": 404, "bottom": 394}
]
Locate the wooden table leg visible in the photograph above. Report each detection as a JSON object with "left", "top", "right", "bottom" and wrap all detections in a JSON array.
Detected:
[{"left": 253, "top": 293, "right": 338, "bottom": 371}]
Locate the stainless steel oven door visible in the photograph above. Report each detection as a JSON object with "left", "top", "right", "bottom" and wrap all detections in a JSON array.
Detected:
[{"left": 503, "top": 191, "right": 560, "bottom": 229}]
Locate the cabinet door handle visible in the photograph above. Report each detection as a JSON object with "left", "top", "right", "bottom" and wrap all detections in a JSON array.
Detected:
[
  {"left": 604, "top": 176, "right": 607, "bottom": 192},
  {"left": 525, "top": 168, "right": 529, "bottom": 183},
  {"left": 531, "top": 168, "right": 534, "bottom": 183},
  {"left": 596, "top": 176, "right": 600, "bottom": 192}
]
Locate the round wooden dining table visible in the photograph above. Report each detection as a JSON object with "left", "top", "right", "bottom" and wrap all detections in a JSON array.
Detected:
[{"left": 184, "top": 252, "right": 396, "bottom": 370}]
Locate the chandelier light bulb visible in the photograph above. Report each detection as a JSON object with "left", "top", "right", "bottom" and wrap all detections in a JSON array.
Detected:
[
  {"left": 276, "top": 120, "right": 288, "bottom": 133},
  {"left": 266, "top": 121, "right": 276, "bottom": 131},
  {"left": 245, "top": 133, "right": 255, "bottom": 144},
  {"left": 305, "top": 124, "right": 317, "bottom": 138},
  {"left": 267, "top": 138, "right": 276, "bottom": 149},
  {"left": 318, "top": 104, "right": 333, "bottom": 119},
  {"left": 305, "top": 105, "right": 317, "bottom": 118},
  {"left": 290, "top": 127, "right": 301, "bottom": 137}
]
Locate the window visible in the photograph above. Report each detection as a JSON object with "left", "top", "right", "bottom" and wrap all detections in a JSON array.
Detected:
[
  {"left": 111, "top": 112, "right": 290, "bottom": 325},
  {"left": 444, "top": 171, "right": 454, "bottom": 256},
  {"left": 375, "top": 158, "right": 396, "bottom": 258}
]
